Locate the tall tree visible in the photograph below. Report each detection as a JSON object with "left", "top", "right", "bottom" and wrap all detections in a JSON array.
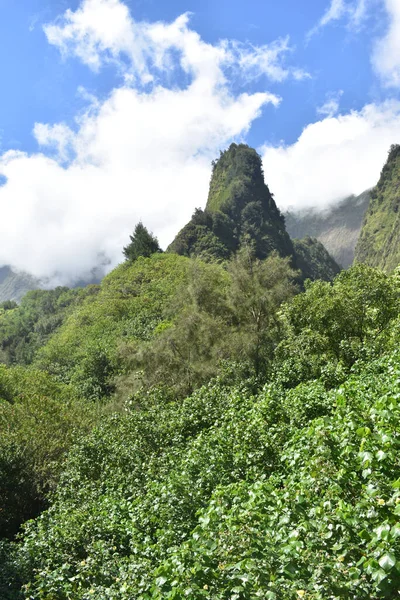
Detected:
[
  {"left": 227, "top": 246, "right": 299, "bottom": 376},
  {"left": 123, "top": 222, "right": 162, "bottom": 262}
]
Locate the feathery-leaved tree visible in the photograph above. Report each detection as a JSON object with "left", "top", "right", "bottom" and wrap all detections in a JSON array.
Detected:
[{"left": 123, "top": 222, "right": 162, "bottom": 262}]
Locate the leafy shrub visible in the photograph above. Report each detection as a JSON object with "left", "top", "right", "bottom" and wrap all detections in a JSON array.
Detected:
[{"left": 0, "top": 366, "right": 95, "bottom": 538}]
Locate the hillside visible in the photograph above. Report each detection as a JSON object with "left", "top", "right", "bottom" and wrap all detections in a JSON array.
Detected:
[
  {"left": 355, "top": 145, "right": 400, "bottom": 271},
  {"left": 292, "top": 236, "right": 342, "bottom": 281},
  {"left": 285, "top": 190, "right": 371, "bottom": 268},
  {"left": 2, "top": 262, "right": 400, "bottom": 599}
]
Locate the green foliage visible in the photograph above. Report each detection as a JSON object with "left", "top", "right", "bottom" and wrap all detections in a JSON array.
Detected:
[
  {"left": 275, "top": 263, "right": 400, "bottom": 388},
  {"left": 0, "top": 540, "right": 24, "bottom": 600},
  {"left": 8, "top": 349, "right": 400, "bottom": 599},
  {"left": 293, "top": 236, "right": 341, "bottom": 282},
  {"left": 123, "top": 222, "right": 162, "bottom": 262},
  {"left": 3, "top": 225, "right": 400, "bottom": 599},
  {"left": 117, "top": 251, "right": 298, "bottom": 397},
  {"left": 0, "top": 300, "right": 18, "bottom": 311},
  {"left": 355, "top": 144, "right": 400, "bottom": 271},
  {"left": 154, "top": 356, "right": 400, "bottom": 599},
  {"left": 227, "top": 248, "right": 299, "bottom": 375},
  {"left": 0, "top": 285, "right": 98, "bottom": 366},
  {"left": 34, "top": 254, "right": 190, "bottom": 400},
  {"left": 117, "top": 259, "right": 232, "bottom": 396},
  {"left": 0, "top": 366, "right": 95, "bottom": 538}
]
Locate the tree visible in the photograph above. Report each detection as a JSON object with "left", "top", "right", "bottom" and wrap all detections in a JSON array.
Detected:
[
  {"left": 227, "top": 246, "right": 299, "bottom": 376},
  {"left": 123, "top": 222, "right": 162, "bottom": 262},
  {"left": 275, "top": 263, "right": 400, "bottom": 388}
]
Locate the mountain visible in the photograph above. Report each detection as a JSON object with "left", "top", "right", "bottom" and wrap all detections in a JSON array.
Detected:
[
  {"left": 0, "top": 263, "right": 107, "bottom": 304},
  {"left": 0, "top": 266, "right": 41, "bottom": 303},
  {"left": 169, "top": 143, "right": 340, "bottom": 280},
  {"left": 284, "top": 190, "right": 371, "bottom": 268},
  {"left": 168, "top": 143, "right": 294, "bottom": 261},
  {"left": 355, "top": 144, "right": 400, "bottom": 271}
]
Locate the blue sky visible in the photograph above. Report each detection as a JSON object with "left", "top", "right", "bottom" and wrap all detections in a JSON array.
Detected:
[
  {"left": 0, "top": 0, "right": 392, "bottom": 152},
  {"left": 0, "top": 0, "right": 399, "bottom": 282}
]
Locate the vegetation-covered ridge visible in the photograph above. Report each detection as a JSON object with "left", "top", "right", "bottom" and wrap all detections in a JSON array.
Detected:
[
  {"left": 169, "top": 143, "right": 293, "bottom": 261},
  {"left": 355, "top": 145, "right": 400, "bottom": 271},
  {"left": 168, "top": 143, "right": 340, "bottom": 281}
]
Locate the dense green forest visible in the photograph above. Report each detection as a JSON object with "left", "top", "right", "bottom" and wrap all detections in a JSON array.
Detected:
[
  {"left": 1, "top": 144, "right": 400, "bottom": 599},
  {"left": 355, "top": 144, "right": 400, "bottom": 270}
]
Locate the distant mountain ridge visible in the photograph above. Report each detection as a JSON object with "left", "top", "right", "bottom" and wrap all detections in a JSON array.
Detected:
[
  {"left": 284, "top": 190, "right": 371, "bottom": 268},
  {"left": 0, "top": 266, "right": 41, "bottom": 303},
  {"left": 0, "top": 265, "right": 105, "bottom": 304},
  {"left": 355, "top": 145, "right": 400, "bottom": 271}
]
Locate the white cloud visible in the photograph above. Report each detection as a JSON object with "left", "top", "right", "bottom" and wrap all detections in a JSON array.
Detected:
[
  {"left": 309, "top": 0, "right": 372, "bottom": 36},
  {"left": 372, "top": 0, "right": 400, "bottom": 87},
  {"left": 0, "top": 0, "right": 295, "bottom": 284},
  {"left": 320, "top": 0, "right": 347, "bottom": 26},
  {"left": 44, "top": 0, "right": 304, "bottom": 86},
  {"left": 317, "top": 90, "right": 344, "bottom": 118},
  {"left": 262, "top": 101, "right": 400, "bottom": 212},
  {"left": 223, "top": 37, "right": 310, "bottom": 83},
  {"left": 44, "top": 0, "right": 138, "bottom": 73},
  {"left": 33, "top": 123, "right": 75, "bottom": 162}
]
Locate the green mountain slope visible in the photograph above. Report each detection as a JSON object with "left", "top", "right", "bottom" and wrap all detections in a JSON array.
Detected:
[
  {"left": 33, "top": 253, "right": 191, "bottom": 400},
  {"left": 168, "top": 143, "right": 294, "bottom": 261},
  {"left": 4, "top": 264, "right": 400, "bottom": 599},
  {"left": 169, "top": 143, "right": 340, "bottom": 281},
  {"left": 355, "top": 144, "right": 400, "bottom": 271},
  {"left": 285, "top": 190, "right": 370, "bottom": 268}
]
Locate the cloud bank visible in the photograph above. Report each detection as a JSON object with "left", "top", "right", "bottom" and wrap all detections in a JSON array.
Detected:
[
  {"left": 0, "top": 0, "right": 297, "bottom": 284},
  {"left": 262, "top": 101, "right": 400, "bottom": 211},
  {"left": 372, "top": 0, "right": 400, "bottom": 87},
  {"left": 0, "top": 0, "right": 399, "bottom": 285}
]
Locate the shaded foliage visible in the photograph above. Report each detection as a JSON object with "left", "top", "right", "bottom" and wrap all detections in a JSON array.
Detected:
[
  {"left": 0, "top": 366, "right": 95, "bottom": 538},
  {"left": 293, "top": 236, "right": 341, "bottom": 282}
]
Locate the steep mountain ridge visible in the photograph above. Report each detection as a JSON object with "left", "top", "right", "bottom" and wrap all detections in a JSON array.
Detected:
[
  {"left": 355, "top": 144, "right": 400, "bottom": 271},
  {"left": 169, "top": 143, "right": 340, "bottom": 280},
  {"left": 285, "top": 190, "right": 370, "bottom": 268},
  {"left": 169, "top": 143, "right": 294, "bottom": 261}
]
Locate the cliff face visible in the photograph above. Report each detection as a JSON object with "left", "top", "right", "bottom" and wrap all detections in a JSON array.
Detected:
[
  {"left": 285, "top": 190, "right": 370, "bottom": 268},
  {"left": 355, "top": 145, "right": 400, "bottom": 271},
  {"left": 168, "top": 144, "right": 294, "bottom": 261}
]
